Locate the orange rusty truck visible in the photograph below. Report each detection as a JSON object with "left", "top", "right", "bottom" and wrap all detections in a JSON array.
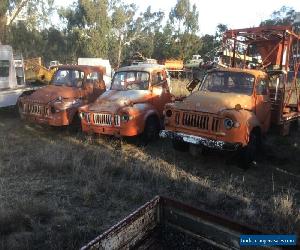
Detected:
[
  {"left": 160, "top": 26, "right": 300, "bottom": 164},
  {"left": 79, "top": 64, "right": 172, "bottom": 143},
  {"left": 18, "top": 65, "right": 106, "bottom": 127}
]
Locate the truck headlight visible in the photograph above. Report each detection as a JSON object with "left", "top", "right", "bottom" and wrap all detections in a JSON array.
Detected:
[
  {"left": 224, "top": 118, "right": 234, "bottom": 129},
  {"left": 121, "top": 114, "right": 129, "bottom": 122},
  {"left": 165, "top": 110, "right": 173, "bottom": 117},
  {"left": 51, "top": 106, "right": 56, "bottom": 114},
  {"left": 79, "top": 112, "right": 91, "bottom": 123},
  {"left": 121, "top": 113, "right": 133, "bottom": 122},
  {"left": 224, "top": 118, "right": 240, "bottom": 129},
  {"left": 79, "top": 112, "right": 85, "bottom": 119}
]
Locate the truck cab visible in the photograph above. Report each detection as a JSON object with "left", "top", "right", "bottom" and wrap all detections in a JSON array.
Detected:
[
  {"left": 161, "top": 26, "right": 300, "bottom": 165},
  {"left": 18, "top": 65, "right": 106, "bottom": 126},
  {"left": 160, "top": 67, "right": 271, "bottom": 163},
  {"left": 79, "top": 64, "right": 172, "bottom": 142}
]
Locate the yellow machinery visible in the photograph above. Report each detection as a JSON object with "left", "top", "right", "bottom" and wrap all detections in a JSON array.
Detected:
[{"left": 24, "top": 57, "right": 56, "bottom": 84}]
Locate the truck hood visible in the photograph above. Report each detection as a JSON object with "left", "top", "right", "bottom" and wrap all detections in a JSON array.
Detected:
[
  {"left": 26, "top": 85, "right": 81, "bottom": 104},
  {"left": 87, "top": 90, "right": 150, "bottom": 113},
  {"left": 174, "top": 91, "right": 253, "bottom": 113}
]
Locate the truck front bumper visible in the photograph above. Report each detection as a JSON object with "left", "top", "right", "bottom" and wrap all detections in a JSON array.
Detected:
[
  {"left": 159, "top": 130, "right": 241, "bottom": 151},
  {"left": 81, "top": 122, "right": 140, "bottom": 137}
]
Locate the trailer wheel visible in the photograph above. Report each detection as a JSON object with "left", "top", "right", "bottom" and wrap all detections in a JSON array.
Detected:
[{"left": 172, "top": 139, "right": 189, "bottom": 152}]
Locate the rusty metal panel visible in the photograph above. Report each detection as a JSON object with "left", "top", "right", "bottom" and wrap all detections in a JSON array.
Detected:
[
  {"left": 82, "top": 196, "right": 294, "bottom": 250},
  {"left": 81, "top": 197, "right": 160, "bottom": 250}
]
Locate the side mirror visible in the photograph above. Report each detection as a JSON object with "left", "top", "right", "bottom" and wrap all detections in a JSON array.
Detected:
[{"left": 186, "top": 78, "right": 200, "bottom": 93}]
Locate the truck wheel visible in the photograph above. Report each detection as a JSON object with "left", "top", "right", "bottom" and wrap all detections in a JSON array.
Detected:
[
  {"left": 240, "top": 132, "right": 258, "bottom": 168},
  {"left": 140, "top": 116, "right": 160, "bottom": 145},
  {"left": 68, "top": 113, "right": 81, "bottom": 133},
  {"left": 172, "top": 139, "right": 189, "bottom": 152}
]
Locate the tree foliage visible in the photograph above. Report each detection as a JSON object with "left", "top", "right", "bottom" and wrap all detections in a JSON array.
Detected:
[{"left": 2, "top": 1, "right": 297, "bottom": 68}]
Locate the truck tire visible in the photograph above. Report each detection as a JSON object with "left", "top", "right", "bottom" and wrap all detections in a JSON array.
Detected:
[
  {"left": 172, "top": 139, "right": 189, "bottom": 152},
  {"left": 239, "top": 132, "right": 258, "bottom": 168},
  {"left": 68, "top": 112, "right": 81, "bottom": 133},
  {"left": 140, "top": 116, "right": 160, "bottom": 145}
]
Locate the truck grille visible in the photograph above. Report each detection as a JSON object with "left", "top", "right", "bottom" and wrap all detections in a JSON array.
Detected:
[
  {"left": 93, "top": 113, "right": 112, "bottom": 126},
  {"left": 182, "top": 113, "right": 209, "bottom": 130},
  {"left": 212, "top": 117, "right": 221, "bottom": 132},
  {"left": 114, "top": 115, "right": 121, "bottom": 126},
  {"left": 26, "top": 104, "right": 49, "bottom": 116}
]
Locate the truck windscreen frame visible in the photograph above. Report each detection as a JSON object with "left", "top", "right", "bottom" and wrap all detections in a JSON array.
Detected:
[
  {"left": 200, "top": 71, "right": 255, "bottom": 95},
  {"left": 111, "top": 71, "right": 150, "bottom": 90},
  {"left": 52, "top": 69, "right": 85, "bottom": 88}
]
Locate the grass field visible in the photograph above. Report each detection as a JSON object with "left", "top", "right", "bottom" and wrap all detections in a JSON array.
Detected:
[{"left": 1, "top": 82, "right": 300, "bottom": 249}]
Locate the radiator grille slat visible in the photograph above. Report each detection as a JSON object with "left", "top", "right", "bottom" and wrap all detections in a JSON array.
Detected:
[
  {"left": 26, "top": 104, "right": 48, "bottom": 116},
  {"left": 181, "top": 112, "right": 221, "bottom": 132},
  {"left": 93, "top": 113, "right": 113, "bottom": 126},
  {"left": 182, "top": 112, "right": 209, "bottom": 130}
]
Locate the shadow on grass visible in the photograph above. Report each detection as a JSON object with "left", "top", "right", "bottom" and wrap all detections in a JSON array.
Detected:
[{"left": 0, "top": 111, "right": 300, "bottom": 249}]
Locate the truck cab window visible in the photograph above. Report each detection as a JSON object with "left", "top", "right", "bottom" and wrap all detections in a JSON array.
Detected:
[
  {"left": 153, "top": 71, "right": 164, "bottom": 85},
  {"left": 201, "top": 71, "right": 254, "bottom": 95},
  {"left": 87, "top": 72, "right": 102, "bottom": 84},
  {"left": 52, "top": 69, "right": 84, "bottom": 88},
  {"left": 256, "top": 79, "right": 268, "bottom": 95},
  {"left": 111, "top": 71, "right": 149, "bottom": 90}
]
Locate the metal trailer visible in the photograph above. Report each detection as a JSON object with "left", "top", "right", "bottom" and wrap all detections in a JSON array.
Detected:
[{"left": 81, "top": 196, "right": 296, "bottom": 250}]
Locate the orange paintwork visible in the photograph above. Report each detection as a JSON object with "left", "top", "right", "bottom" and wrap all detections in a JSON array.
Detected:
[
  {"left": 79, "top": 64, "right": 172, "bottom": 137},
  {"left": 18, "top": 65, "right": 106, "bottom": 126},
  {"left": 163, "top": 68, "right": 271, "bottom": 147}
]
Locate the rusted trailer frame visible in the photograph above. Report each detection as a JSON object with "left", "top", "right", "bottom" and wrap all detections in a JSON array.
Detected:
[{"left": 81, "top": 196, "right": 295, "bottom": 250}]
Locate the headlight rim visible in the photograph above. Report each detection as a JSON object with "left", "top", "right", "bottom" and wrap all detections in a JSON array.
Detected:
[{"left": 224, "top": 117, "right": 234, "bottom": 130}]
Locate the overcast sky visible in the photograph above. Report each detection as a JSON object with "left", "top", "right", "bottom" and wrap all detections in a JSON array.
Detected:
[{"left": 53, "top": 0, "right": 300, "bottom": 34}]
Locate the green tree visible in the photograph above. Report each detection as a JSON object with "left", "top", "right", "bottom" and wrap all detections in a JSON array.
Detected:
[
  {"left": 128, "top": 6, "right": 164, "bottom": 61},
  {"left": 169, "top": 0, "right": 199, "bottom": 60},
  {"left": 109, "top": 2, "right": 140, "bottom": 67},
  {"left": 198, "top": 34, "right": 214, "bottom": 59},
  {"left": 59, "top": 0, "right": 110, "bottom": 60},
  {"left": 0, "top": 0, "right": 54, "bottom": 43}
]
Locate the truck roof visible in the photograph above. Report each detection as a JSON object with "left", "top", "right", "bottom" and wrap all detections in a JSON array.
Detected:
[
  {"left": 57, "top": 64, "right": 106, "bottom": 74},
  {"left": 209, "top": 67, "right": 268, "bottom": 78},
  {"left": 117, "top": 64, "right": 166, "bottom": 73}
]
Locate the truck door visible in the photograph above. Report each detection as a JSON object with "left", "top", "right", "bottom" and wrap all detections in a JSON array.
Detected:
[
  {"left": 151, "top": 70, "right": 171, "bottom": 116},
  {"left": 86, "top": 71, "right": 106, "bottom": 102},
  {"left": 255, "top": 77, "right": 271, "bottom": 132}
]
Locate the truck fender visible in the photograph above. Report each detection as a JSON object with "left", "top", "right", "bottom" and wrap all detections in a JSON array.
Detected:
[
  {"left": 128, "top": 103, "right": 160, "bottom": 130},
  {"left": 19, "top": 89, "right": 36, "bottom": 98},
  {"left": 240, "top": 110, "right": 262, "bottom": 144}
]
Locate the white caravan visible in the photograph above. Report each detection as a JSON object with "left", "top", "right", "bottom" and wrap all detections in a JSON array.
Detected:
[
  {"left": 78, "top": 57, "right": 112, "bottom": 90},
  {"left": 0, "top": 45, "right": 37, "bottom": 108}
]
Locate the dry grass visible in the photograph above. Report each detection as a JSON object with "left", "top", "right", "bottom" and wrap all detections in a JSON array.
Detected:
[
  {"left": 170, "top": 79, "right": 190, "bottom": 97},
  {"left": 0, "top": 104, "right": 300, "bottom": 249}
]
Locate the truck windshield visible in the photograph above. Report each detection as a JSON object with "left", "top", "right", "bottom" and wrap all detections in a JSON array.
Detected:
[
  {"left": 111, "top": 71, "right": 149, "bottom": 90},
  {"left": 200, "top": 71, "right": 255, "bottom": 95},
  {"left": 52, "top": 69, "right": 85, "bottom": 87},
  {"left": 0, "top": 60, "right": 9, "bottom": 77}
]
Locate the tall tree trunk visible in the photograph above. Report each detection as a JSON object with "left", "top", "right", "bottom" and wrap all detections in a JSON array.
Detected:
[
  {"left": 0, "top": 16, "right": 7, "bottom": 44},
  {"left": 117, "top": 36, "right": 123, "bottom": 68}
]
